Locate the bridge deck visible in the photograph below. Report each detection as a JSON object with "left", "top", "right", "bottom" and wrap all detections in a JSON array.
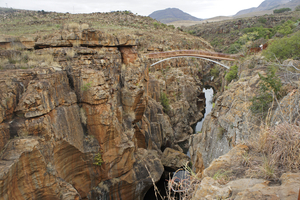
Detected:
[{"left": 145, "top": 50, "right": 238, "bottom": 61}]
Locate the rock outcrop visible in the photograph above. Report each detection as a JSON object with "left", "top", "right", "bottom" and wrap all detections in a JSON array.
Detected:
[
  {"left": 161, "top": 148, "right": 190, "bottom": 171},
  {"left": 0, "top": 27, "right": 212, "bottom": 199},
  {"left": 192, "top": 145, "right": 300, "bottom": 200},
  {"left": 189, "top": 68, "right": 263, "bottom": 169}
]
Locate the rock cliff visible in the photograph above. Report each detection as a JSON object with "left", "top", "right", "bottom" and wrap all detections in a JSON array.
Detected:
[{"left": 0, "top": 28, "right": 212, "bottom": 200}]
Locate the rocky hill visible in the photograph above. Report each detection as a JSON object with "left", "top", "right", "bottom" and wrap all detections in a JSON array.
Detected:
[
  {"left": 235, "top": 0, "right": 300, "bottom": 16},
  {"left": 149, "top": 8, "right": 202, "bottom": 23},
  {"left": 183, "top": 10, "right": 300, "bottom": 53}
]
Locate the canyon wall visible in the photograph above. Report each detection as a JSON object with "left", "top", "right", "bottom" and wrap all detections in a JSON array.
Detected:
[{"left": 0, "top": 29, "right": 212, "bottom": 200}]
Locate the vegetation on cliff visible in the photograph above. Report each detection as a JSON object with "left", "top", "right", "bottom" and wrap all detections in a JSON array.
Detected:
[
  {"left": 250, "top": 66, "right": 282, "bottom": 115},
  {"left": 263, "top": 30, "right": 300, "bottom": 60},
  {"left": 183, "top": 10, "right": 300, "bottom": 54},
  {"left": 160, "top": 92, "right": 171, "bottom": 113}
]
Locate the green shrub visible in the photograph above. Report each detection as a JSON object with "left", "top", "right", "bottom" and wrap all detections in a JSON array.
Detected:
[
  {"left": 188, "top": 30, "right": 196, "bottom": 35},
  {"left": 250, "top": 67, "right": 282, "bottom": 114},
  {"left": 242, "top": 26, "right": 275, "bottom": 39},
  {"left": 263, "top": 31, "right": 300, "bottom": 60},
  {"left": 225, "top": 65, "right": 238, "bottom": 83},
  {"left": 124, "top": 10, "right": 132, "bottom": 15},
  {"left": 81, "top": 81, "right": 92, "bottom": 91},
  {"left": 168, "top": 25, "right": 175, "bottom": 29},
  {"left": 93, "top": 151, "right": 103, "bottom": 166},
  {"left": 258, "top": 17, "right": 267, "bottom": 24},
  {"left": 160, "top": 92, "right": 171, "bottom": 113},
  {"left": 211, "top": 38, "right": 224, "bottom": 47},
  {"left": 210, "top": 65, "right": 220, "bottom": 77},
  {"left": 295, "top": 5, "right": 300, "bottom": 11},
  {"left": 259, "top": 67, "right": 282, "bottom": 97},
  {"left": 273, "top": 8, "right": 291, "bottom": 14},
  {"left": 153, "top": 22, "right": 160, "bottom": 29},
  {"left": 225, "top": 43, "right": 241, "bottom": 54},
  {"left": 276, "top": 20, "right": 295, "bottom": 35},
  {"left": 250, "top": 92, "right": 273, "bottom": 113}
]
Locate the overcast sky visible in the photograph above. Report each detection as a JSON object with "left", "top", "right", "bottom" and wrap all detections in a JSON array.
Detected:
[{"left": 3, "top": 0, "right": 264, "bottom": 19}]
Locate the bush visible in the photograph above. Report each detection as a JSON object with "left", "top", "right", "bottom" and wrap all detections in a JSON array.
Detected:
[
  {"left": 225, "top": 43, "right": 241, "bottom": 54},
  {"left": 160, "top": 92, "right": 171, "bottom": 113},
  {"left": 259, "top": 67, "right": 282, "bottom": 97},
  {"left": 258, "top": 17, "right": 267, "bottom": 24},
  {"left": 188, "top": 30, "right": 196, "bottom": 35},
  {"left": 242, "top": 26, "right": 275, "bottom": 39},
  {"left": 153, "top": 22, "right": 160, "bottom": 29},
  {"left": 250, "top": 66, "right": 282, "bottom": 114},
  {"left": 263, "top": 31, "right": 300, "bottom": 60},
  {"left": 295, "top": 5, "right": 300, "bottom": 11},
  {"left": 93, "top": 151, "right": 103, "bottom": 166},
  {"left": 276, "top": 20, "right": 295, "bottom": 35},
  {"left": 225, "top": 65, "right": 238, "bottom": 83},
  {"left": 81, "top": 81, "right": 92, "bottom": 91},
  {"left": 210, "top": 65, "right": 220, "bottom": 77},
  {"left": 250, "top": 92, "right": 273, "bottom": 114},
  {"left": 168, "top": 25, "right": 175, "bottom": 29},
  {"left": 273, "top": 8, "right": 291, "bottom": 14}
]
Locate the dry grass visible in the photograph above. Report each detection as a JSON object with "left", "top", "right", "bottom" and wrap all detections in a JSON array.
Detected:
[
  {"left": 166, "top": 164, "right": 201, "bottom": 200},
  {"left": 263, "top": 122, "right": 300, "bottom": 172},
  {"left": 0, "top": 50, "right": 57, "bottom": 69},
  {"left": 65, "top": 22, "right": 89, "bottom": 32},
  {"left": 247, "top": 121, "right": 300, "bottom": 180},
  {"left": 146, "top": 161, "right": 202, "bottom": 200}
]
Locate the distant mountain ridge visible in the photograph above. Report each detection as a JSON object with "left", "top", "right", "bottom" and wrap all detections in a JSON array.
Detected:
[
  {"left": 235, "top": 0, "right": 300, "bottom": 16},
  {"left": 149, "top": 8, "right": 202, "bottom": 23}
]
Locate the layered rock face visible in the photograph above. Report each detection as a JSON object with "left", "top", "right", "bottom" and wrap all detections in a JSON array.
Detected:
[
  {"left": 189, "top": 67, "right": 266, "bottom": 169},
  {"left": 0, "top": 29, "right": 211, "bottom": 200}
]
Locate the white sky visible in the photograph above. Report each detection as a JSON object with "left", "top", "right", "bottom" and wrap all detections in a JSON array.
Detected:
[{"left": 2, "top": 0, "right": 264, "bottom": 19}]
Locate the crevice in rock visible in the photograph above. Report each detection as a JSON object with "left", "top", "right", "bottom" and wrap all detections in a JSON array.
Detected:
[
  {"left": 144, "top": 171, "right": 169, "bottom": 200},
  {"left": 66, "top": 68, "right": 75, "bottom": 90}
]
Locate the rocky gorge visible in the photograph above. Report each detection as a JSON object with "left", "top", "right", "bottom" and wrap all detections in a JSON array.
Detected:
[
  {"left": 0, "top": 26, "right": 217, "bottom": 199},
  {"left": 0, "top": 9, "right": 300, "bottom": 200}
]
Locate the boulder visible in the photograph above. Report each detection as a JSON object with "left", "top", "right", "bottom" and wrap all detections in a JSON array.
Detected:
[
  {"left": 202, "top": 144, "right": 249, "bottom": 177},
  {"left": 193, "top": 177, "right": 232, "bottom": 199},
  {"left": 161, "top": 148, "right": 190, "bottom": 170},
  {"left": 234, "top": 173, "right": 300, "bottom": 200}
]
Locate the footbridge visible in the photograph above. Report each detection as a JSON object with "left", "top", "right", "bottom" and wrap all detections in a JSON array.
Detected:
[{"left": 146, "top": 50, "right": 239, "bottom": 69}]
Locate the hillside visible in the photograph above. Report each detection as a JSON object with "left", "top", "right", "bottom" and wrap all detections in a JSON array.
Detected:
[
  {"left": 183, "top": 10, "right": 300, "bottom": 53},
  {"left": 149, "top": 8, "right": 202, "bottom": 23},
  {"left": 235, "top": 0, "right": 300, "bottom": 16}
]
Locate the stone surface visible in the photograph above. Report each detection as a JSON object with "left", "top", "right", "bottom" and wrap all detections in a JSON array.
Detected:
[
  {"left": 0, "top": 25, "right": 214, "bottom": 199},
  {"left": 202, "top": 144, "right": 249, "bottom": 178},
  {"left": 192, "top": 177, "right": 232, "bottom": 199},
  {"left": 272, "top": 89, "right": 300, "bottom": 125},
  {"left": 192, "top": 172, "right": 300, "bottom": 200},
  {"left": 234, "top": 173, "right": 300, "bottom": 200},
  {"left": 161, "top": 148, "right": 190, "bottom": 170},
  {"left": 189, "top": 68, "right": 265, "bottom": 169}
]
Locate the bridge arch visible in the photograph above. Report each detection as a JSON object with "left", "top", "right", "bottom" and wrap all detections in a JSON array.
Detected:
[{"left": 150, "top": 56, "right": 230, "bottom": 69}]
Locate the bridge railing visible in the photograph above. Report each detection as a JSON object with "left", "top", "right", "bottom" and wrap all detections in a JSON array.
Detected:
[{"left": 145, "top": 50, "right": 241, "bottom": 60}]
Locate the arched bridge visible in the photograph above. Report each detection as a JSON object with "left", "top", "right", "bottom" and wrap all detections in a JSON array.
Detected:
[{"left": 145, "top": 50, "right": 239, "bottom": 69}]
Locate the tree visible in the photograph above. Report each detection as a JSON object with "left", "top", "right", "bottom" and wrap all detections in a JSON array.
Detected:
[{"left": 273, "top": 8, "right": 291, "bottom": 14}]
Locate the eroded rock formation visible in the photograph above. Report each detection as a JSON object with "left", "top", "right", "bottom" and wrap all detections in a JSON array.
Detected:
[{"left": 0, "top": 28, "right": 212, "bottom": 200}]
